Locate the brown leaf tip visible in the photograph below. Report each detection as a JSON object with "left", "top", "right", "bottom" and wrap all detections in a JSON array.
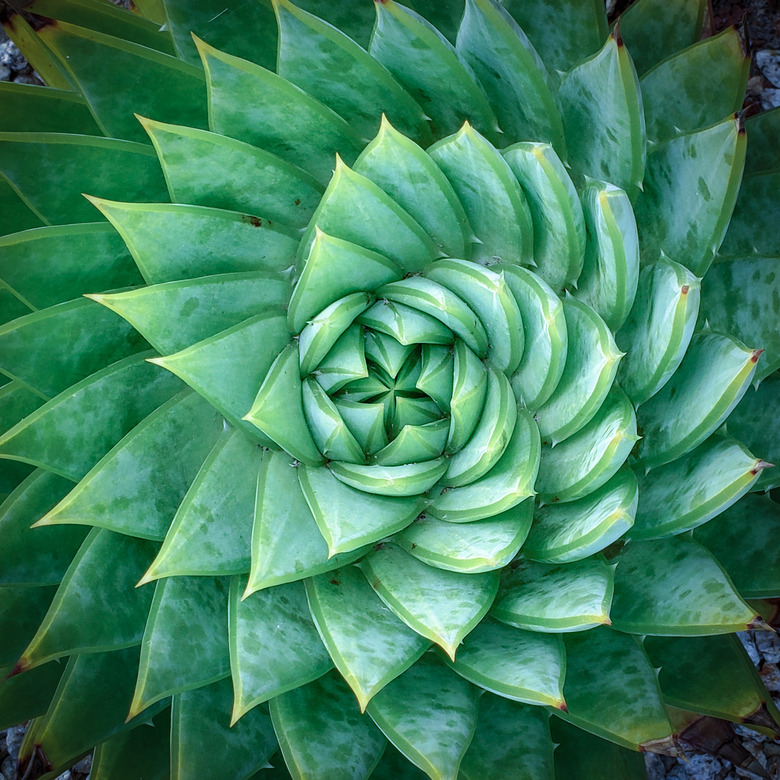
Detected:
[
  {"left": 681, "top": 285, "right": 690, "bottom": 295},
  {"left": 751, "top": 349, "right": 765, "bottom": 364},
  {"left": 5, "top": 658, "right": 29, "bottom": 679},
  {"left": 751, "top": 460, "right": 774, "bottom": 475}
]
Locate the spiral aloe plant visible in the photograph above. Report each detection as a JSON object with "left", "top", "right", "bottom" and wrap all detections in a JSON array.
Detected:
[{"left": 1, "top": 0, "right": 779, "bottom": 778}]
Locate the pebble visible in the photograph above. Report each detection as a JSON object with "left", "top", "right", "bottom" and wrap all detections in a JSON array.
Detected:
[{"left": 757, "top": 50, "right": 780, "bottom": 88}]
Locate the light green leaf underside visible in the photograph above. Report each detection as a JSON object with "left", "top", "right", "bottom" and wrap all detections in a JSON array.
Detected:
[
  {"left": 38, "top": 390, "right": 223, "bottom": 541},
  {"left": 447, "top": 619, "right": 565, "bottom": 707},
  {"left": 20, "top": 528, "right": 156, "bottom": 670},
  {"left": 0, "top": 353, "right": 182, "bottom": 481},
  {"left": 366, "top": 654, "right": 479, "bottom": 780},
  {"left": 141, "top": 430, "right": 260, "bottom": 581},
  {"left": 558, "top": 627, "right": 672, "bottom": 751},
  {"left": 130, "top": 575, "right": 230, "bottom": 716},
  {"left": 610, "top": 536, "right": 757, "bottom": 634},
  {"left": 270, "top": 671, "right": 386, "bottom": 780},
  {"left": 492, "top": 556, "right": 613, "bottom": 633},
  {"left": 631, "top": 435, "right": 762, "bottom": 539},
  {"left": 229, "top": 579, "right": 332, "bottom": 723},
  {"left": 360, "top": 544, "right": 499, "bottom": 659},
  {"left": 91, "top": 199, "right": 299, "bottom": 286},
  {"left": 306, "top": 566, "right": 430, "bottom": 712}
]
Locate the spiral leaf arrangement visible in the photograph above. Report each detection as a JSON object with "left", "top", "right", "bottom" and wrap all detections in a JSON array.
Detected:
[{"left": 0, "top": 0, "right": 779, "bottom": 778}]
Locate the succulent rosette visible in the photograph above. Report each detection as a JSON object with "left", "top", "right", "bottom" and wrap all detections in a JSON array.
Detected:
[{"left": 1, "top": 0, "right": 779, "bottom": 778}]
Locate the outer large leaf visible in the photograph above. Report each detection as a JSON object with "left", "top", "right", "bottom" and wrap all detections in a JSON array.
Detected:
[
  {"left": 366, "top": 654, "right": 479, "bottom": 780},
  {"left": 610, "top": 537, "right": 759, "bottom": 635}
]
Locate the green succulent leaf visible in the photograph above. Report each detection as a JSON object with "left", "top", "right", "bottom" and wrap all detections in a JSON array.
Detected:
[
  {"left": 640, "top": 27, "right": 749, "bottom": 143},
  {"left": 91, "top": 710, "right": 170, "bottom": 780},
  {"left": 694, "top": 493, "right": 780, "bottom": 598},
  {"left": 298, "top": 465, "right": 423, "bottom": 555},
  {"left": 229, "top": 578, "right": 332, "bottom": 723},
  {"left": 610, "top": 537, "right": 759, "bottom": 635},
  {"left": 558, "top": 33, "right": 645, "bottom": 197},
  {"left": 172, "top": 677, "right": 277, "bottom": 780},
  {"left": 38, "top": 21, "right": 207, "bottom": 144},
  {"left": 446, "top": 618, "right": 565, "bottom": 707},
  {"left": 428, "top": 123, "right": 534, "bottom": 263},
  {"left": 635, "top": 331, "right": 760, "bottom": 468},
  {"left": 492, "top": 556, "right": 614, "bottom": 632},
  {"left": 0, "top": 661, "right": 63, "bottom": 732},
  {"left": 370, "top": 0, "right": 500, "bottom": 143},
  {"left": 645, "top": 634, "right": 780, "bottom": 730},
  {"left": 130, "top": 576, "right": 230, "bottom": 717},
  {"left": 631, "top": 435, "right": 766, "bottom": 539},
  {"left": 456, "top": 0, "right": 564, "bottom": 153},
  {"left": 0, "top": 470, "right": 87, "bottom": 586},
  {"left": 198, "top": 38, "right": 362, "bottom": 187},
  {"left": 140, "top": 430, "right": 260, "bottom": 581},
  {"left": 616, "top": 0, "right": 706, "bottom": 76},
  {"left": 395, "top": 506, "right": 532, "bottom": 573},
  {"left": 536, "top": 386, "right": 638, "bottom": 504},
  {"left": 557, "top": 627, "right": 673, "bottom": 752},
  {"left": 273, "top": 0, "right": 431, "bottom": 144},
  {"left": 524, "top": 469, "right": 637, "bottom": 564},
  {"left": 306, "top": 566, "right": 430, "bottom": 712},
  {"left": 360, "top": 544, "right": 499, "bottom": 659},
  {"left": 365, "top": 653, "right": 479, "bottom": 780},
  {"left": 270, "top": 671, "right": 387, "bottom": 780},
  {"left": 634, "top": 116, "right": 746, "bottom": 276},
  {"left": 460, "top": 697, "right": 554, "bottom": 780}
]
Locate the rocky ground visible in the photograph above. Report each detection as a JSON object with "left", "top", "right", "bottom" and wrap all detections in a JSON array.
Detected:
[{"left": 1, "top": 0, "right": 779, "bottom": 778}]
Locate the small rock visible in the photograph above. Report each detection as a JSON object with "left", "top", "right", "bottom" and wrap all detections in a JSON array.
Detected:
[
  {"left": 0, "top": 756, "right": 14, "bottom": 780},
  {"left": 0, "top": 64, "right": 10, "bottom": 82},
  {"left": 741, "top": 632, "right": 762, "bottom": 666},
  {"left": 757, "top": 50, "right": 780, "bottom": 88},
  {"left": 666, "top": 753, "right": 728, "bottom": 780},
  {"left": 0, "top": 40, "right": 28, "bottom": 73},
  {"left": 756, "top": 632, "right": 780, "bottom": 665},
  {"left": 71, "top": 755, "right": 92, "bottom": 774},
  {"left": 5, "top": 725, "right": 24, "bottom": 761},
  {"left": 761, "top": 662, "right": 780, "bottom": 694}
]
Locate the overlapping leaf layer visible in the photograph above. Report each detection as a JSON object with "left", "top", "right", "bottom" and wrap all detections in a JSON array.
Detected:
[{"left": 1, "top": 0, "right": 779, "bottom": 778}]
